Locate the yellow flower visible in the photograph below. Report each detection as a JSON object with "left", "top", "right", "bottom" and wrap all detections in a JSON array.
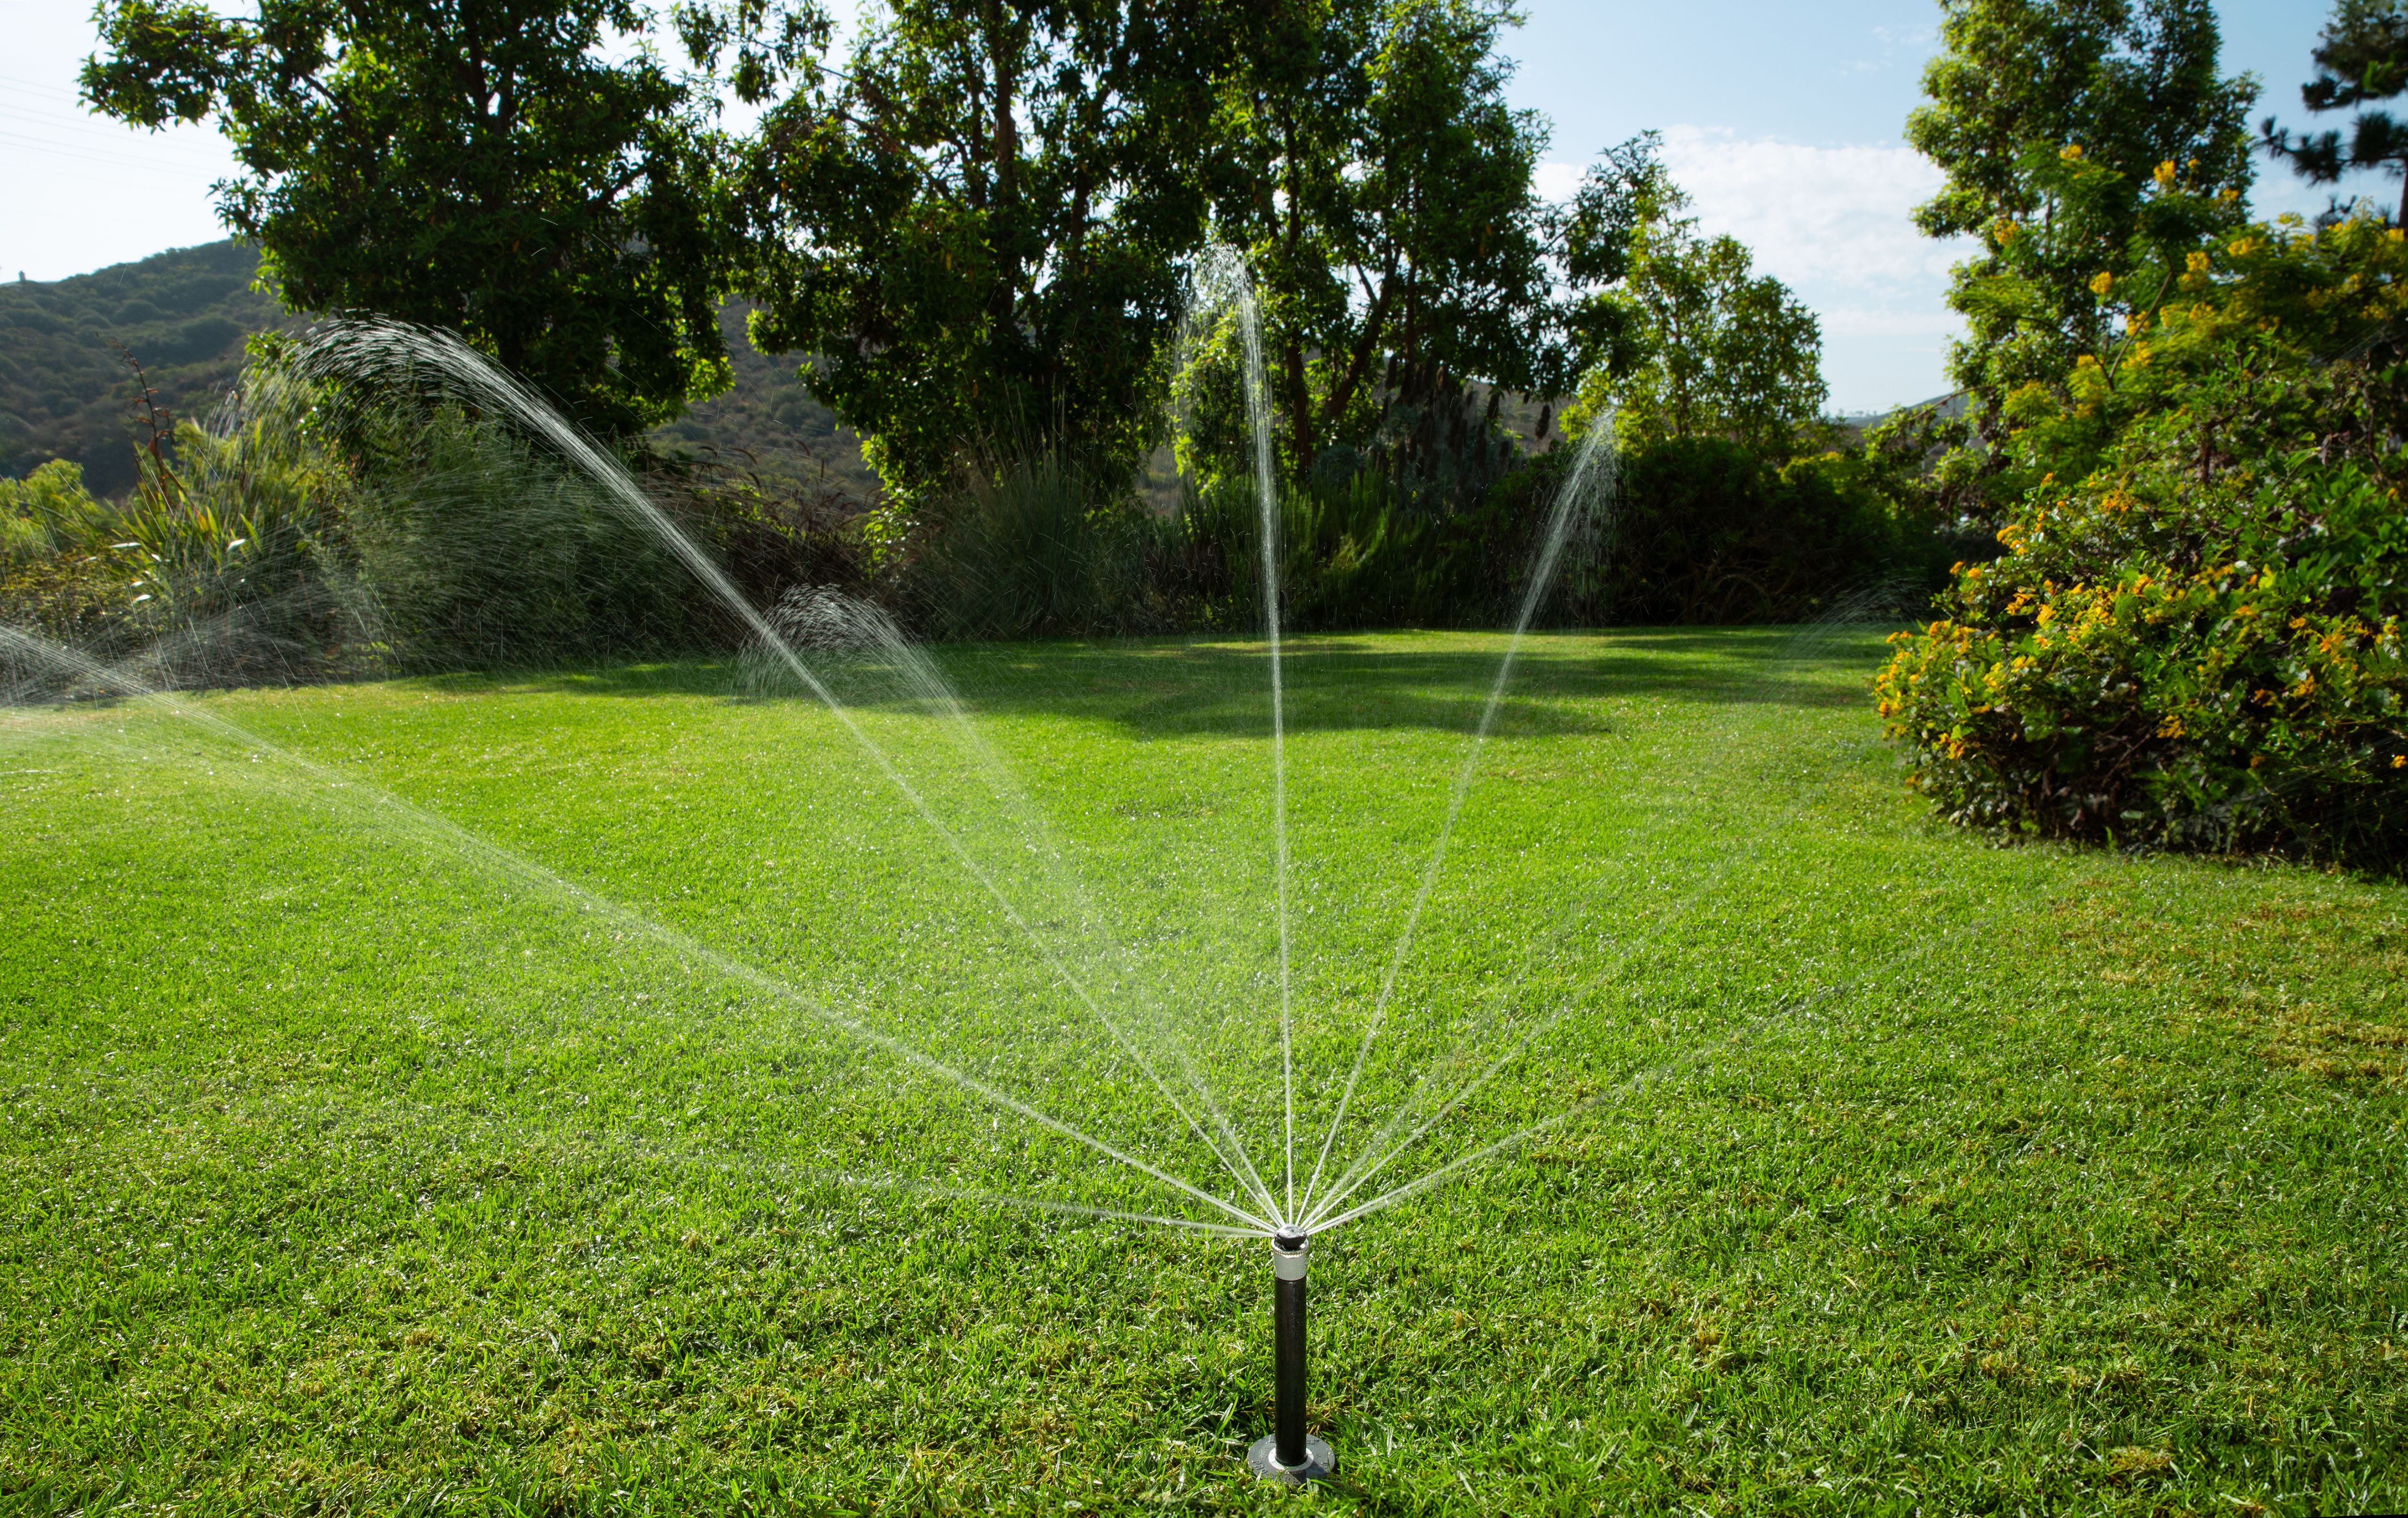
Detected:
[
  {"left": 2060, "top": 143, "right": 2084, "bottom": 161},
  {"left": 2392, "top": 228, "right": 2406, "bottom": 244},
  {"left": 2090, "top": 270, "right": 2115, "bottom": 297},
  {"left": 2154, "top": 159, "right": 2177, "bottom": 186},
  {"left": 2186, "top": 249, "right": 2211, "bottom": 274}
]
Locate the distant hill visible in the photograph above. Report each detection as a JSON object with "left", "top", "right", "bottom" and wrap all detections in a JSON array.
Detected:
[
  {"left": 0, "top": 241, "right": 282, "bottom": 496},
  {"left": 0, "top": 240, "right": 878, "bottom": 502},
  {"left": 656, "top": 301, "right": 879, "bottom": 501}
]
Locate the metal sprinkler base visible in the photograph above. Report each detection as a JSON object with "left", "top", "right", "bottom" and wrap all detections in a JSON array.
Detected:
[{"left": 1246, "top": 1433, "right": 1334, "bottom": 1485}]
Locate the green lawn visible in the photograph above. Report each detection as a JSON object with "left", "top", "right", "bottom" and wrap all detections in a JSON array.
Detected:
[{"left": 0, "top": 628, "right": 2400, "bottom": 1515}]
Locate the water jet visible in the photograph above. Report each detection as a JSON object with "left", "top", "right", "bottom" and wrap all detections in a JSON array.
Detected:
[{"left": 5, "top": 250, "right": 1663, "bottom": 1494}]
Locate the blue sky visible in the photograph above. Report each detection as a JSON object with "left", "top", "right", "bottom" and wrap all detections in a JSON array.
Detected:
[
  {"left": 0, "top": 0, "right": 2387, "bottom": 412},
  {"left": 1502, "top": 0, "right": 2384, "bottom": 410}
]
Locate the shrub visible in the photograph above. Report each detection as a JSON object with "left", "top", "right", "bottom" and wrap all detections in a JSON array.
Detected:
[
  {"left": 128, "top": 412, "right": 369, "bottom": 684},
  {"left": 344, "top": 408, "right": 699, "bottom": 669},
  {"left": 1, "top": 462, "right": 136, "bottom": 675},
  {"left": 1596, "top": 436, "right": 1914, "bottom": 624},
  {"left": 1148, "top": 448, "right": 1603, "bottom": 634},
  {"left": 898, "top": 450, "right": 1161, "bottom": 640},
  {"left": 0, "top": 548, "right": 146, "bottom": 684},
  {"left": 0, "top": 459, "right": 113, "bottom": 565},
  {"left": 2, "top": 420, "right": 363, "bottom": 688},
  {"left": 1876, "top": 214, "right": 2408, "bottom": 867},
  {"left": 6, "top": 368, "right": 725, "bottom": 686},
  {"left": 651, "top": 457, "right": 869, "bottom": 642}
]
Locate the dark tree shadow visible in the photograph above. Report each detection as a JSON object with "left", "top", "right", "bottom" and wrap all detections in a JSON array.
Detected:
[{"left": 417, "top": 626, "right": 1898, "bottom": 739}]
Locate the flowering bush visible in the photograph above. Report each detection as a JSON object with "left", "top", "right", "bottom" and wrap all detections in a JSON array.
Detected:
[{"left": 1877, "top": 213, "right": 2408, "bottom": 866}]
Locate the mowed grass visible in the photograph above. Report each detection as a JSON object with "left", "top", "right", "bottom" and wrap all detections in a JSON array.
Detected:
[{"left": 0, "top": 627, "right": 2402, "bottom": 1516}]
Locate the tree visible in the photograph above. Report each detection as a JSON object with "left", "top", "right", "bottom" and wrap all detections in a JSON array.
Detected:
[
  {"left": 2264, "top": 1, "right": 2408, "bottom": 224},
  {"left": 731, "top": 0, "right": 1241, "bottom": 507},
  {"left": 1201, "top": 0, "right": 1568, "bottom": 486},
  {"left": 1905, "top": 0, "right": 2256, "bottom": 512},
  {"left": 1553, "top": 130, "right": 1657, "bottom": 379},
  {"left": 81, "top": 0, "right": 751, "bottom": 438},
  {"left": 1562, "top": 142, "right": 1827, "bottom": 459}
]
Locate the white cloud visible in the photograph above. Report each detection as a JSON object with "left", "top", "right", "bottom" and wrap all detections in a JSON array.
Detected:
[
  {"left": 1815, "top": 306, "right": 1965, "bottom": 338},
  {"left": 1656, "top": 128, "right": 1972, "bottom": 406},
  {"left": 1533, "top": 127, "right": 1970, "bottom": 295},
  {"left": 1533, "top": 127, "right": 1976, "bottom": 410},
  {"left": 1532, "top": 160, "right": 1585, "bottom": 205},
  {"left": 1853, "top": 23, "right": 1937, "bottom": 74},
  {"left": 1656, "top": 126, "right": 1963, "bottom": 287}
]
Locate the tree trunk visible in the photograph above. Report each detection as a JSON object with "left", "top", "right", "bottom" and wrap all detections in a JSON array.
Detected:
[
  {"left": 983, "top": 3, "right": 1020, "bottom": 332},
  {"left": 1280, "top": 116, "right": 1316, "bottom": 469}
]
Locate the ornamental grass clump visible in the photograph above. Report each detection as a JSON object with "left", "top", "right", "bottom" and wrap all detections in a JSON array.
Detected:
[{"left": 1877, "top": 213, "right": 2408, "bottom": 869}]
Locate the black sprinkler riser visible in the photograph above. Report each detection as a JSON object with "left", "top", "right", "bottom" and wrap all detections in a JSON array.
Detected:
[{"left": 1247, "top": 1233, "right": 1333, "bottom": 1484}]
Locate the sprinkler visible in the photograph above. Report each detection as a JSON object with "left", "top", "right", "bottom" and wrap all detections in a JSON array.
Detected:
[{"left": 1246, "top": 1231, "right": 1333, "bottom": 1484}]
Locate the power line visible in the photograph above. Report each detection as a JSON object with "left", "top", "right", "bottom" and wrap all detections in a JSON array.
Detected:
[
  {"left": 0, "top": 71, "right": 89, "bottom": 99},
  {"left": 0, "top": 128, "right": 232, "bottom": 178},
  {"left": 0, "top": 107, "right": 234, "bottom": 166},
  {"left": 0, "top": 72, "right": 238, "bottom": 163}
]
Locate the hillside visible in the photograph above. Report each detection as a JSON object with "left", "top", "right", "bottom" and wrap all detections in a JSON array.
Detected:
[
  {"left": 657, "top": 302, "right": 880, "bottom": 501},
  {"left": 0, "top": 241, "right": 879, "bottom": 502},
  {"left": 5, "top": 243, "right": 1600, "bottom": 510},
  {"left": 0, "top": 241, "right": 283, "bottom": 496}
]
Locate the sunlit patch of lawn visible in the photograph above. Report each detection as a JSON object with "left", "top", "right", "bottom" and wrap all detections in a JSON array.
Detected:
[{"left": 0, "top": 628, "right": 2400, "bottom": 1514}]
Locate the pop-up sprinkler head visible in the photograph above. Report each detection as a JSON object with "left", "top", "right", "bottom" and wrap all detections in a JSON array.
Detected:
[{"left": 1247, "top": 1231, "right": 1333, "bottom": 1484}]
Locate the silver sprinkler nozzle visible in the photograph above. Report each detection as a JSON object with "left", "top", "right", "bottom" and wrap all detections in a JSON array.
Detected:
[{"left": 1248, "top": 1232, "right": 1332, "bottom": 1484}]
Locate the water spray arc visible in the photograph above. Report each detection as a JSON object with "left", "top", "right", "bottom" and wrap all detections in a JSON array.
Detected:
[
  {"left": 1188, "top": 249, "right": 1333, "bottom": 1482},
  {"left": 295, "top": 294, "right": 1367, "bottom": 1478},
  {"left": 3, "top": 259, "right": 1652, "bottom": 1489},
  {"left": 277, "top": 319, "right": 1284, "bottom": 1236},
  {"left": 1181, "top": 246, "right": 1619, "bottom": 1483}
]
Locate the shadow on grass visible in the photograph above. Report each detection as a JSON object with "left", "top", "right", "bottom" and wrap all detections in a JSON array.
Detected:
[{"left": 409, "top": 626, "right": 1899, "bottom": 739}]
